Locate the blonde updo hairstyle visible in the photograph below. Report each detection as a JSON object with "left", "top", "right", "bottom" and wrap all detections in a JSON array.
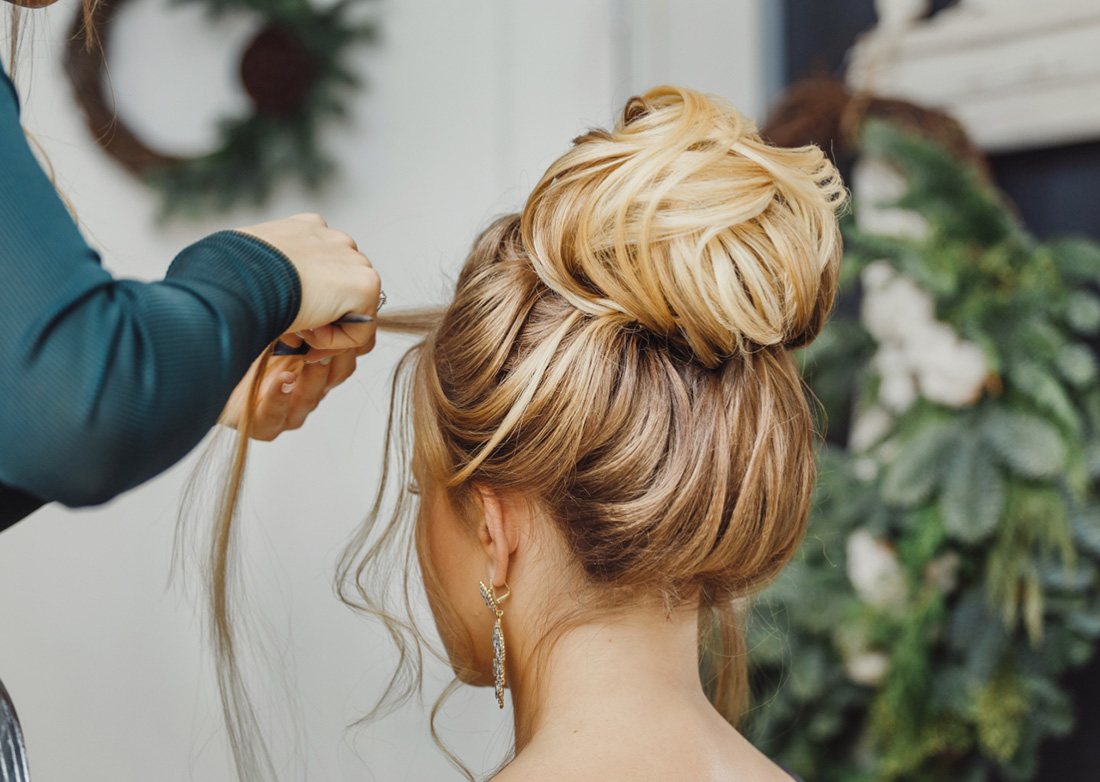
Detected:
[
  {"left": 202, "top": 85, "right": 844, "bottom": 782},
  {"left": 340, "top": 84, "right": 846, "bottom": 732}
]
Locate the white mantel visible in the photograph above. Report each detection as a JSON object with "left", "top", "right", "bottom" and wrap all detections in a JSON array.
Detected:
[{"left": 847, "top": 0, "right": 1100, "bottom": 152}]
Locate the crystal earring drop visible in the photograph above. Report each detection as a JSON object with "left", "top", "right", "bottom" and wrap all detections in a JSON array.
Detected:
[{"left": 478, "top": 580, "right": 510, "bottom": 708}]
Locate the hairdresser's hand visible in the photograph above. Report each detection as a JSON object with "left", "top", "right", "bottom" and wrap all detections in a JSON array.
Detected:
[
  {"left": 220, "top": 345, "right": 359, "bottom": 441},
  {"left": 235, "top": 213, "right": 381, "bottom": 351}
]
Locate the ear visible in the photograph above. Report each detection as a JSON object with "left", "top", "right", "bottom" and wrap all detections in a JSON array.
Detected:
[{"left": 476, "top": 486, "right": 521, "bottom": 589}]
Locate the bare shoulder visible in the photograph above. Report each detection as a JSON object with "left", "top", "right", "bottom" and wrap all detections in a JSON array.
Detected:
[
  {"left": 488, "top": 732, "right": 795, "bottom": 782},
  {"left": 489, "top": 761, "right": 794, "bottom": 782},
  {"left": 487, "top": 752, "right": 581, "bottom": 782}
]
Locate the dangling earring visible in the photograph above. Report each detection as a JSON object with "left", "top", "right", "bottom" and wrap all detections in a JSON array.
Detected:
[{"left": 478, "top": 580, "right": 511, "bottom": 709}]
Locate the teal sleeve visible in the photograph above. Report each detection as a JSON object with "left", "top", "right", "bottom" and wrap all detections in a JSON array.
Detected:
[{"left": 0, "top": 67, "right": 301, "bottom": 508}]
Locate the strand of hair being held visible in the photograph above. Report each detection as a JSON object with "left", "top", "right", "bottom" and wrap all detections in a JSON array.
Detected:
[{"left": 175, "top": 344, "right": 282, "bottom": 782}]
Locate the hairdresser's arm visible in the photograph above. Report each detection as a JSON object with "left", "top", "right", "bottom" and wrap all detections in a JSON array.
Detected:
[{"left": 0, "top": 77, "right": 300, "bottom": 507}]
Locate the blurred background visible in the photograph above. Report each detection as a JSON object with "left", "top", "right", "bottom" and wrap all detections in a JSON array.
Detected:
[
  {"left": 763, "top": 3, "right": 1100, "bottom": 781},
  {"left": 1, "top": 0, "right": 1098, "bottom": 780}
]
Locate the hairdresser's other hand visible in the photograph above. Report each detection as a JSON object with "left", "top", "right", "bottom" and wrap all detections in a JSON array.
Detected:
[
  {"left": 220, "top": 347, "right": 359, "bottom": 441},
  {"left": 235, "top": 213, "right": 381, "bottom": 351}
]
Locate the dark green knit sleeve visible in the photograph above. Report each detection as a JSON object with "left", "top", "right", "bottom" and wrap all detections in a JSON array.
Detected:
[{"left": 0, "top": 67, "right": 301, "bottom": 509}]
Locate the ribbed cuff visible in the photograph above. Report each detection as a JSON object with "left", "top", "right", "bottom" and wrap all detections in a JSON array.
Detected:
[{"left": 166, "top": 229, "right": 303, "bottom": 345}]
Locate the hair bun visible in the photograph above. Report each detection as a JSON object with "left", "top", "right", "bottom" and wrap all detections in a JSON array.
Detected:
[{"left": 521, "top": 85, "right": 846, "bottom": 367}]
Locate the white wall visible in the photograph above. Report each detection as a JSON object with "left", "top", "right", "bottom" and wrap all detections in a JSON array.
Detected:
[{"left": 0, "top": 1, "right": 765, "bottom": 780}]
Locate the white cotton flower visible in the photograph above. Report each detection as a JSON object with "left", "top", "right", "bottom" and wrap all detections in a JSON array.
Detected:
[
  {"left": 906, "top": 321, "right": 988, "bottom": 408},
  {"left": 879, "top": 371, "right": 918, "bottom": 413},
  {"left": 846, "top": 529, "right": 908, "bottom": 609},
  {"left": 835, "top": 624, "right": 890, "bottom": 687},
  {"left": 901, "top": 318, "right": 957, "bottom": 371},
  {"left": 861, "top": 259, "right": 898, "bottom": 293},
  {"left": 852, "top": 156, "right": 930, "bottom": 240},
  {"left": 861, "top": 262, "right": 987, "bottom": 410},
  {"left": 845, "top": 651, "right": 891, "bottom": 686},
  {"left": 873, "top": 346, "right": 918, "bottom": 413},
  {"left": 860, "top": 208, "right": 932, "bottom": 241},
  {"left": 861, "top": 271, "right": 936, "bottom": 345},
  {"left": 853, "top": 458, "right": 880, "bottom": 482},
  {"left": 854, "top": 156, "right": 907, "bottom": 204},
  {"left": 917, "top": 347, "right": 987, "bottom": 407},
  {"left": 849, "top": 405, "right": 894, "bottom": 453},
  {"left": 874, "top": 0, "right": 930, "bottom": 28}
]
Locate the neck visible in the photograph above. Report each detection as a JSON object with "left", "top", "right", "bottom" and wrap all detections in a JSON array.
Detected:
[{"left": 507, "top": 603, "right": 710, "bottom": 750}]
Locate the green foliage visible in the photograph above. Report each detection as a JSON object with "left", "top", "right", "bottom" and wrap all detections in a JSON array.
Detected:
[
  {"left": 981, "top": 408, "right": 1067, "bottom": 481},
  {"left": 941, "top": 436, "right": 1004, "bottom": 544},
  {"left": 743, "top": 123, "right": 1100, "bottom": 781},
  {"left": 881, "top": 420, "right": 958, "bottom": 507},
  {"left": 972, "top": 669, "right": 1028, "bottom": 762}
]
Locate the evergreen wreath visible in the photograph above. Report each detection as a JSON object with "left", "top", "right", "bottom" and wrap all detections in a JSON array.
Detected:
[
  {"left": 742, "top": 91, "right": 1100, "bottom": 782},
  {"left": 64, "top": 0, "right": 377, "bottom": 215}
]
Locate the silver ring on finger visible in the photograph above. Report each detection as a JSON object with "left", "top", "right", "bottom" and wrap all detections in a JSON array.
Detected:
[{"left": 377, "top": 290, "right": 387, "bottom": 312}]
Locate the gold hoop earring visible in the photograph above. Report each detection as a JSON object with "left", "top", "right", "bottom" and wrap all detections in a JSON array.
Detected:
[{"left": 478, "top": 580, "right": 510, "bottom": 709}]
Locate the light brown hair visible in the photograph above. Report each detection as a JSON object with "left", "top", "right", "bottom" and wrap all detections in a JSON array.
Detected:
[
  {"left": 5, "top": 0, "right": 99, "bottom": 79},
  {"left": 207, "top": 85, "right": 845, "bottom": 781}
]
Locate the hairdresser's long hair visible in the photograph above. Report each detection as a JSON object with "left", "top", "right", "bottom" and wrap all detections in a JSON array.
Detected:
[
  {"left": 204, "top": 85, "right": 846, "bottom": 782},
  {"left": 5, "top": 0, "right": 100, "bottom": 219},
  {"left": 5, "top": 0, "right": 99, "bottom": 79}
]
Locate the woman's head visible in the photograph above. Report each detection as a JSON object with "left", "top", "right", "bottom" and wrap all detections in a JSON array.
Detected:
[
  {"left": 200, "top": 84, "right": 844, "bottom": 782},
  {"left": 3, "top": 0, "right": 62, "bottom": 7},
  {"left": 403, "top": 85, "right": 846, "bottom": 715}
]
